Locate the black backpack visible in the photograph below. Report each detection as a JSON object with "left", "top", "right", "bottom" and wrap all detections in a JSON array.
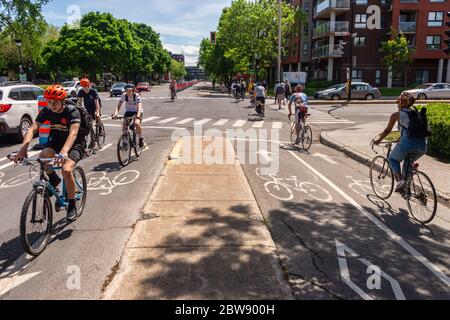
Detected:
[
  {"left": 66, "top": 100, "right": 90, "bottom": 138},
  {"left": 401, "top": 107, "right": 431, "bottom": 139}
]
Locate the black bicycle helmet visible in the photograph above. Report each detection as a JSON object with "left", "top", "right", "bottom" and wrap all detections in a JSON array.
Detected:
[{"left": 125, "top": 83, "right": 135, "bottom": 90}]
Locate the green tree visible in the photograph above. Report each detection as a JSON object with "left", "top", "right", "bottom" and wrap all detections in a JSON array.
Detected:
[
  {"left": 170, "top": 59, "right": 186, "bottom": 79},
  {"left": 380, "top": 28, "right": 415, "bottom": 87}
]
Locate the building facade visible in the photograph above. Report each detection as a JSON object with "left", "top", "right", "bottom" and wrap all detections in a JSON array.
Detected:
[
  {"left": 279, "top": 0, "right": 450, "bottom": 87},
  {"left": 185, "top": 66, "right": 206, "bottom": 80},
  {"left": 169, "top": 53, "right": 186, "bottom": 63}
]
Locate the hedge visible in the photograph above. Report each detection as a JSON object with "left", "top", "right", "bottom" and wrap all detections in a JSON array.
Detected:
[{"left": 422, "top": 103, "right": 450, "bottom": 160}]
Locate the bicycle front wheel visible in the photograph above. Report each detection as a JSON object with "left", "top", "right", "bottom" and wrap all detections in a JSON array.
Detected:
[
  {"left": 20, "top": 189, "right": 53, "bottom": 256},
  {"left": 85, "top": 127, "right": 96, "bottom": 156},
  {"left": 302, "top": 126, "right": 313, "bottom": 151},
  {"left": 407, "top": 171, "right": 437, "bottom": 224},
  {"left": 370, "top": 155, "right": 394, "bottom": 200},
  {"left": 96, "top": 123, "right": 106, "bottom": 149},
  {"left": 73, "top": 167, "right": 87, "bottom": 217},
  {"left": 117, "top": 134, "right": 132, "bottom": 167},
  {"left": 290, "top": 122, "right": 298, "bottom": 145}
]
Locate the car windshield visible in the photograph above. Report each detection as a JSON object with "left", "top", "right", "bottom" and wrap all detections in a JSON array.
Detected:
[
  {"left": 415, "top": 84, "right": 432, "bottom": 89},
  {"left": 326, "top": 84, "right": 344, "bottom": 91},
  {"left": 113, "top": 83, "right": 126, "bottom": 88},
  {"left": 138, "top": 83, "right": 147, "bottom": 86},
  {"left": 61, "top": 81, "right": 75, "bottom": 88}
]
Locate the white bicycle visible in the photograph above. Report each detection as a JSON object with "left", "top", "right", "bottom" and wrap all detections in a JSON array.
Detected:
[{"left": 256, "top": 168, "right": 332, "bottom": 202}]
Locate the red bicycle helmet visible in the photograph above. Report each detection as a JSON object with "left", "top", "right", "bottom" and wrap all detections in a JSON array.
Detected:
[
  {"left": 44, "top": 85, "right": 67, "bottom": 101},
  {"left": 80, "top": 78, "right": 91, "bottom": 87}
]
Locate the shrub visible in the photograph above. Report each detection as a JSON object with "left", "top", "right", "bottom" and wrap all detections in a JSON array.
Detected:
[{"left": 421, "top": 103, "right": 450, "bottom": 160}]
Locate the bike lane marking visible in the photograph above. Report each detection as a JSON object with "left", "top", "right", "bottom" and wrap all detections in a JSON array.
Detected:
[
  {"left": 98, "top": 143, "right": 113, "bottom": 152},
  {"left": 287, "top": 149, "right": 450, "bottom": 288},
  {"left": 0, "top": 150, "right": 40, "bottom": 171}
]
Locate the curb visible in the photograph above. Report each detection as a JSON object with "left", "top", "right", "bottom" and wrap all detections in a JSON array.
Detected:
[{"left": 320, "top": 131, "right": 450, "bottom": 206}]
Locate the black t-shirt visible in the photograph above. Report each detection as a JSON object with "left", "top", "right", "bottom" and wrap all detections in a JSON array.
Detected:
[
  {"left": 36, "top": 105, "right": 83, "bottom": 146},
  {"left": 77, "top": 89, "right": 99, "bottom": 115}
]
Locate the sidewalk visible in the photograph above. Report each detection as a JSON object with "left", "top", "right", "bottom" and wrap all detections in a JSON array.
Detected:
[
  {"left": 320, "top": 122, "right": 450, "bottom": 205},
  {"left": 103, "top": 136, "right": 293, "bottom": 300}
]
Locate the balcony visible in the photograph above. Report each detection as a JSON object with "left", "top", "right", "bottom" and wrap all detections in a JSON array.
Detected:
[
  {"left": 313, "top": 21, "right": 350, "bottom": 39},
  {"left": 311, "top": 44, "right": 344, "bottom": 59},
  {"left": 313, "top": 0, "right": 350, "bottom": 19},
  {"left": 398, "top": 22, "right": 416, "bottom": 33}
]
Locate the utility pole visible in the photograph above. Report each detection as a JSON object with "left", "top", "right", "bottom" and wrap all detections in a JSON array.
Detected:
[
  {"left": 347, "top": 0, "right": 355, "bottom": 101},
  {"left": 277, "top": 0, "right": 282, "bottom": 82}
]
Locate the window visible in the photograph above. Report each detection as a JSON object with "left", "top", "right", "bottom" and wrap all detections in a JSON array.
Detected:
[
  {"left": 426, "top": 35, "right": 441, "bottom": 49},
  {"left": 352, "top": 69, "right": 364, "bottom": 82},
  {"left": 304, "top": 24, "right": 308, "bottom": 35},
  {"left": 432, "top": 84, "right": 445, "bottom": 89},
  {"left": 20, "top": 88, "right": 36, "bottom": 101},
  {"left": 304, "top": 2, "right": 309, "bottom": 13},
  {"left": 32, "top": 87, "right": 44, "bottom": 99},
  {"left": 355, "top": 14, "right": 367, "bottom": 29},
  {"left": 8, "top": 89, "right": 20, "bottom": 100},
  {"left": 428, "top": 12, "right": 444, "bottom": 27},
  {"left": 303, "top": 43, "right": 308, "bottom": 55},
  {"left": 415, "top": 70, "right": 429, "bottom": 83},
  {"left": 376, "top": 70, "right": 381, "bottom": 84},
  {"left": 354, "top": 37, "right": 366, "bottom": 47},
  {"left": 356, "top": 0, "right": 368, "bottom": 4},
  {"left": 429, "top": 0, "right": 445, "bottom": 2}
]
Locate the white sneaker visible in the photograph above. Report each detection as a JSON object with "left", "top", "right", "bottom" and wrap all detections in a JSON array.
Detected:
[{"left": 395, "top": 180, "right": 406, "bottom": 193}]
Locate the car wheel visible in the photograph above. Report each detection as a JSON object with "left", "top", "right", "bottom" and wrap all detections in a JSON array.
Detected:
[
  {"left": 331, "top": 94, "right": 340, "bottom": 100},
  {"left": 365, "top": 94, "right": 374, "bottom": 100},
  {"left": 15, "top": 117, "right": 32, "bottom": 143},
  {"left": 417, "top": 93, "right": 427, "bottom": 100}
]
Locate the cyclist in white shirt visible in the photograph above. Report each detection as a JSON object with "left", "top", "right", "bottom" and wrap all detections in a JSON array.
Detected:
[
  {"left": 112, "top": 83, "right": 144, "bottom": 147},
  {"left": 288, "top": 85, "right": 309, "bottom": 145}
]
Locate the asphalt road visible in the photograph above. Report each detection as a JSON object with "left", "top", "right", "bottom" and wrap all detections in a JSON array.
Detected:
[{"left": 0, "top": 84, "right": 449, "bottom": 299}]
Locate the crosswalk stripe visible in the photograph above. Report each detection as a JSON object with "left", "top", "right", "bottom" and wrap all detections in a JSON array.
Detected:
[
  {"left": 252, "top": 121, "right": 264, "bottom": 128},
  {"left": 308, "top": 121, "right": 355, "bottom": 124},
  {"left": 99, "top": 143, "right": 113, "bottom": 152},
  {"left": 272, "top": 122, "right": 283, "bottom": 129},
  {"left": 233, "top": 120, "right": 247, "bottom": 127},
  {"left": 214, "top": 119, "right": 229, "bottom": 126},
  {"left": 176, "top": 118, "right": 195, "bottom": 125},
  {"left": 194, "top": 119, "right": 211, "bottom": 126},
  {"left": 158, "top": 117, "right": 178, "bottom": 124},
  {"left": 142, "top": 116, "right": 161, "bottom": 123}
]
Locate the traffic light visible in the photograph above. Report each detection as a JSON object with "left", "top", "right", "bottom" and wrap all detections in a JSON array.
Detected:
[{"left": 444, "top": 12, "right": 450, "bottom": 55}]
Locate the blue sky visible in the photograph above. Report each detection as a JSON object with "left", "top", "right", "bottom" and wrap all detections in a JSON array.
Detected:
[{"left": 42, "top": 0, "right": 233, "bottom": 66}]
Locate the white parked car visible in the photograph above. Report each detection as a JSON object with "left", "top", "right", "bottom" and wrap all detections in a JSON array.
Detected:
[
  {"left": 0, "top": 82, "right": 44, "bottom": 142},
  {"left": 403, "top": 83, "right": 450, "bottom": 100}
]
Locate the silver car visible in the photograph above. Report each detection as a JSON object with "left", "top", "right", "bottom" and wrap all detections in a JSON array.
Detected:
[
  {"left": 314, "top": 82, "right": 381, "bottom": 100},
  {"left": 403, "top": 83, "right": 450, "bottom": 100}
]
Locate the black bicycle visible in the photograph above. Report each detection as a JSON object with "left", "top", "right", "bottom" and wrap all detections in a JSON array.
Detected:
[
  {"left": 86, "top": 115, "right": 106, "bottom": 156},
  {"left": 369, "top": 138, "right": 437, "bottom": 224},
  {"left": 113, "top": 115, "right": 143, "bottom": 166}
]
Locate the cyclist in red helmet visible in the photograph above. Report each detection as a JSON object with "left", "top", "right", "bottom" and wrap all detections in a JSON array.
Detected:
[{"left": 13, "top": 84, "right": 86, "bottom": 221}]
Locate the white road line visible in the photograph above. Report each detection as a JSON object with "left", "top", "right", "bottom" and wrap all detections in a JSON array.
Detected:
[
  {"left": 308, "top": 121, "right": 355, "bottom": 124},
  {"left": 99, "top": 143, "right": 113, "bottom": 152},
  {"left": 104, "top": 124, "right": 184, "bottom": 131},
  {"left": 176, "top": 118, "right": 195, "bottom": 125},
  {"left": 142, "top": 116, "right": 161, "bottom": 123},
  {"left": 0, "top": 150, "right": 40, "bottom": 171},
  {"left": 194, "top": 119, "right": 211, "bottom": 126},
  {"left": 101, "top": 115, "right": 111, "bottom": 120},
  {"left": 214, "top": 119, "right": 229, "bottom": 126},
  {"left": 272, "top": 122, "right": 283, "bottom": 129},
  {"left": 233, "top": 120, "right": 247, "bottom": 127},
  {"left": 158, "top": 117, "right": 178, "bottom": 124},
  {"left": 252, "top": 121, "right": 264, "bottom": 128},
  {"left": 287, "top": 149, "right": 450, "bottom": 288}
]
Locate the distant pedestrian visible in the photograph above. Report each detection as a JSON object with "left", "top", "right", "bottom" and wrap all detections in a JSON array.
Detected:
[
  {"left": 284, "top": 80, "right": 292, "bottom": 103},
  {"left": 273, "top": 80, "right": 280, "bottom": 104},
  {"left": 276, "top": 82, "right": 286, "bottom": 110}
]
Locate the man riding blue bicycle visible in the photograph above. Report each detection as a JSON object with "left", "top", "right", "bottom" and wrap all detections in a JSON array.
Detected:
[{"left": 12, "top": 84, "right": 86, "bottom": 222}]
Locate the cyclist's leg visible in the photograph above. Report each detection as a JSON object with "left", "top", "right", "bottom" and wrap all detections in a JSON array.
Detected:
[
  {"left": 135, "top": 117, "right": 143, "bottom": 136},
  {"left": 295, "top": 109, "right": 301, "bottom": 137}
]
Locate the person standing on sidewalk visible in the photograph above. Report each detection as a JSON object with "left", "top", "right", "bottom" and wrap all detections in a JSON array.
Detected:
[
  {"left": 276, "top": 81, "right": 286, "bottom": 110},
  {"left": 374, "top": 93, "right": 428, "bottom": 192}
]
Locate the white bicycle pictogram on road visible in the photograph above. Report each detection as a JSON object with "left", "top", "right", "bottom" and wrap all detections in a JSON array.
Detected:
[
  {"left": 256, "top": 168, "right": 332, "bottom": 202},
  {"left": 0, "top": 171, "right": 39, "bottom": 189},
  {"left": 86, "top": 170, "right": 140, "bottom": 195},
  {"left": 346, "top": 175, "right": 381, "bottom": 198}
]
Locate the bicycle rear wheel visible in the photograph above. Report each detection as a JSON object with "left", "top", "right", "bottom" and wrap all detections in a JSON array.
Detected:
[
  {"left": 370, "top": 155, "right": 394, "bottom": 200},
  {"left": 85, "top": 127, "right": 96, "bottom": 156},
  {"left": 407, "top": 171, "right": 437, "bottom": 224},
  {"left": 302, "top": 125, "right": 313, "bottom": 151},
  {"left": 73, "top": 167, "right": 87, "bottom": 217},
  {"left": 117, "top": 134, "right": 132, "bottom": 167},
  {"left": 20, "top": 189, "right": 53, "bottom": 256},
  {"left": 96, "top": 123, "right": 106, "bottom": 149},
  {"left": 133, "top": 133, "right": 143, "bottom": 158}
]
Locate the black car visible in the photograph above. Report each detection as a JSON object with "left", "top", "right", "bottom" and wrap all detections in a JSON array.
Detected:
[{"left": 110, "top": 82, "right": 127, "bottom": 97}]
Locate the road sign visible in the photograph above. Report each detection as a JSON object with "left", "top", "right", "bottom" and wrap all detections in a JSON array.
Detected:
[{"left": 283, "top": 72, "right": 307, "bottom": 84}]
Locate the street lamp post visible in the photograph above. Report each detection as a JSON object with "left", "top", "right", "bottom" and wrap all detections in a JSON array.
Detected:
[
  {"left": 347, "top": 0, "right": 355, "bottom": 101},
  {"left": 14, "top": 39, "right": 25, "bottom": 81},
  {"left": 277, "top": 0, "right": 282, "bottom": 83}
]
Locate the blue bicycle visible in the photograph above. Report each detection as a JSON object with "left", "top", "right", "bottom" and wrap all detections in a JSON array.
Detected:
[{"left": 8, "top": 154, "right": 87, "bottom": 256}]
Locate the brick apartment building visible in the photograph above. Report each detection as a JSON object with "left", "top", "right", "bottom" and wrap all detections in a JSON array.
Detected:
[{"left": 278, "top": 0, "right": 450, "bottom": 87}]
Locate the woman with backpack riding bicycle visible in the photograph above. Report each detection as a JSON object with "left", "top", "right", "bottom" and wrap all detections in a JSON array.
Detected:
[
  {"left": 374, "top": 92, "right": 430, "bottom": 192},
  {"left": 112, "top": 83, "right": 144, "bottom": 148}
]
